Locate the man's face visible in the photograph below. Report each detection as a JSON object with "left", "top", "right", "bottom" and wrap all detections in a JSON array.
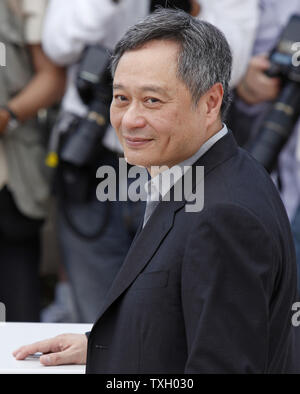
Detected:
[{"left": 110, "top": 39, "right": 215, "bottom": 172}]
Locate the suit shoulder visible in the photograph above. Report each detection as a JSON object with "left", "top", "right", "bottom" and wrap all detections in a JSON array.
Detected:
[{"left": 184, "top": 201, "right": 281, "bottom": 256}]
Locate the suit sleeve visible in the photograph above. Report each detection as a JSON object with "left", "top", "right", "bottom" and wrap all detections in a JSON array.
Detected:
[{"left": 181, "top": 203, "right": 277, "bottom": 373}]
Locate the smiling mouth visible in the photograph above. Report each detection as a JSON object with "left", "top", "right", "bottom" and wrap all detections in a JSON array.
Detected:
[{"left": 124, "top": 136, "right": 154, "bottom": 148}]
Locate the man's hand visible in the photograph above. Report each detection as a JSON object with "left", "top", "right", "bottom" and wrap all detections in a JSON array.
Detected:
[
  {"left": 0, "top": 109, "right": 10, "bottom": 135},
  {"left": 236, "top": 54, "right": 281, "bottom": 105},
  {"left": 13, "top": 334, "right": 88, "bottom": 366}
]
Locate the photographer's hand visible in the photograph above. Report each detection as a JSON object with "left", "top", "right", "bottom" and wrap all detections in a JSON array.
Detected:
[
  {"left": 0, "top": 108, "right": 10, "bottom": 135},
  {"left": 236, "top": 54, "right": 281, "bottom": 105},
  {"left": 191, "top": 0, "right": 201, "bottom": 16}
]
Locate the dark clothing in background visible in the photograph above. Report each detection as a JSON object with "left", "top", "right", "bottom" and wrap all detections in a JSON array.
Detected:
[
  {"left": 0, "top": 187, "right": 43, "bottom": 322},
  {"left": 57, "top": 146, "right": 145, "bottom": 322}
]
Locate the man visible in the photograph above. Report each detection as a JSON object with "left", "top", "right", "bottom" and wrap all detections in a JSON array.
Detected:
[
  {"left": 14, "top": 9, "right": 298, "bottom": 373},
  {"left": 41, "top": 0, "right": 258, "bottom": 324}
]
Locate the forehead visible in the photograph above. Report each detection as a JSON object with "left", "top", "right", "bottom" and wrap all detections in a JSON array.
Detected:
[{"left": 114, "top": 40, "right": 180, "bottom": 84}]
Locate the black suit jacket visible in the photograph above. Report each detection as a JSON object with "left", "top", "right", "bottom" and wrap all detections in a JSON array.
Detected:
[{"left": 86, "top": 132, "right": 299, "bottom": 374}]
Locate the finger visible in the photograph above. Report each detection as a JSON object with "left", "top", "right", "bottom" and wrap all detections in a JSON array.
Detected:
[
  {"left": 260, "top": 73, "right": 281, "bottom": 85},
  {"left": 258, "top": 74, "right": 281, "bottom": 92},
  {"left": 13, "top": 338, "right": 60, "bottom": 360},
  {"left": 267, "top": 84, "right": 281, "bottom": 98},
  {"left": 252, "top": 54, "right": 272, "bottom": 70},
  {"left": 40, "top": 348, "right": 80, "bottom": 367}
]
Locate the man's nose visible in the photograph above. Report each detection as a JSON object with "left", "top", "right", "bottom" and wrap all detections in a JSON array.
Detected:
[{"left": 122, "top": 104, "right": 147, "bottom": 130}]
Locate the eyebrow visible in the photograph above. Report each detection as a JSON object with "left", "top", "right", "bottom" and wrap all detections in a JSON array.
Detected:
[{"left": 113, "top": 83, "right": 170, "bottom": 97}]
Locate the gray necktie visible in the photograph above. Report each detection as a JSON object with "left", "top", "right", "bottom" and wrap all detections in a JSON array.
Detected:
[
  {"left": 143, "top": 198, "right": 160, "bottom": 228},
  {"left": 143, "top": 181, "right": 161, "bottom": 228}
]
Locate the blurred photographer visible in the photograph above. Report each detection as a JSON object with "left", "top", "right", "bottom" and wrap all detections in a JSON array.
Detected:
[
  {"left": 227, "top": 0, "right": 300, "bottom": 287},
  {"left": 42, "top": 0, "right": 149, "bottom": 323},
  {"left": 0, "top": 0, "right": 66, "bottom": 322}
]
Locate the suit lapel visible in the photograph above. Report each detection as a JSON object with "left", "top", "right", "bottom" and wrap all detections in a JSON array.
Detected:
[
  {"left": 95, "top": 197, "right": 186, "bottom": 320},
  {"left": 94, "top": 131, "right": 238, "bottom": 321}
]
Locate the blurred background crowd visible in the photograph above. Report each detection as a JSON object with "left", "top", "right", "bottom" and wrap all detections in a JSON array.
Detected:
[{"left": 0, "top": 0, "right": 300, "bottom": 323}]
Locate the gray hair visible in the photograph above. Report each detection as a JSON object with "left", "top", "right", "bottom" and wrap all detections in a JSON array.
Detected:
[{"left": 111, "top": 8, "right": 232, "bottom": 119}]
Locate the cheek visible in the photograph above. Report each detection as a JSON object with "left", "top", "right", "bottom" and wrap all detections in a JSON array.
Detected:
[
  {"left": 110, "top": 106, "right": 122, "bottom": 130},
  {"left": 110, "top": 110, "right": 124, "bottom": 146},
  {"left": 152, "top": 114, "right": 183, "bottom": 151}
]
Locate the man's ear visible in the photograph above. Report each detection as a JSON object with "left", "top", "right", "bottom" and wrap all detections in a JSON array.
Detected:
[{"left": 201, "top": 83, "right": 224, "bottom": 126}]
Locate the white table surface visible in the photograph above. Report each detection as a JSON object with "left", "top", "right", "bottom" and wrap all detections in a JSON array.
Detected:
[{"left": 0, "top": 322, "right": 93, "bottom": 374}]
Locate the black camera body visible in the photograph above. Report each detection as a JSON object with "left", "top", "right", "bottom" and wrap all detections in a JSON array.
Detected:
[
  {"left": 267, "top": 15, "right": 300, "bottom": 82},
  {"left": 44, "top": 45, "right": 113, "bottom": 237},
  {"left": 249, "top": 14, "right": 300, "bottom": 173},
  {"left": 50, "top": 45, "right": 113, "bottom": 203},
  {"left": 60, "top": 45, "right": 112, "bottom": 168}
]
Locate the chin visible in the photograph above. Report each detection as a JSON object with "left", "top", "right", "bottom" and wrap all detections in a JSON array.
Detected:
[{"left": 124, "top": 152, "right": 151, "bottom": 168}]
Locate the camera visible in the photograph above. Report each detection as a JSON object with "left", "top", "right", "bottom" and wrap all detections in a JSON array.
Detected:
[
  {"left": 46, "top": 45, "right": 112, "bottom": 202},
  {"left": 61, "top": 45, "right": 112, "bottom": 167},
  {"left": 248, "top": 14, "right": 300, "bottom": 173}
]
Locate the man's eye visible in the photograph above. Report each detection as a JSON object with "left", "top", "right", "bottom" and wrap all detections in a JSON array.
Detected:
[
  {"left": 115, "top": 95, "right": 128, "bottom": 102},
  {"left": 146, "top": 97, "right": 161, "bottom": 104}
]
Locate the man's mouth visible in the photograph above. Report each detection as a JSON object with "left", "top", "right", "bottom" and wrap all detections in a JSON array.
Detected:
[{"left": 124, "top": 136, "right": 154, "bottom": 148}]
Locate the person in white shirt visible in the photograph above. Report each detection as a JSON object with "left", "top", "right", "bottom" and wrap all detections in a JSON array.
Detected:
[{"left": 0, "top": 0, "right": 66, "bottom": 322}]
